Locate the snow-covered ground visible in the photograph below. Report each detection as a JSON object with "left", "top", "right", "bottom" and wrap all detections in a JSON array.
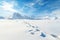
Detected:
[{"left": 0, "top": 19, "right": 60, "bottom": 40}]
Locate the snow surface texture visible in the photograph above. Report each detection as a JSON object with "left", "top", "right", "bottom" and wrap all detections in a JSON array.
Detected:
[{"left": 0, "top": 20, "right": 60, "bottom": 40}]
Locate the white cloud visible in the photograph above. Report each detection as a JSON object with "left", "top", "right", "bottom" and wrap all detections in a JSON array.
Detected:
[
  {"left": 48, "top": 9, "right": 60, "bottom": 20},
  {"left": 51, "top": 9, "right": 60, "bottom": 17},
  {"left": 34, "top": 9, "right": 60, "bottom": 20},
  {"left": 0, "top": 1, "right": 19, "bottom": 18},
  {"left": 1, "top": 1, "right": 17, "bottom": 12}
]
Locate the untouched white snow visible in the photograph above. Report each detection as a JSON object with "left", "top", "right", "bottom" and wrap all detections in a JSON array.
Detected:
[{"left": 0, "top": 19, "right": 60, "bottom": 40}]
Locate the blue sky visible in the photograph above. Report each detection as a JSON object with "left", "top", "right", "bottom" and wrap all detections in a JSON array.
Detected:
[{"left": 0, "top": 0, "right": 60, "bottom": 19}]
